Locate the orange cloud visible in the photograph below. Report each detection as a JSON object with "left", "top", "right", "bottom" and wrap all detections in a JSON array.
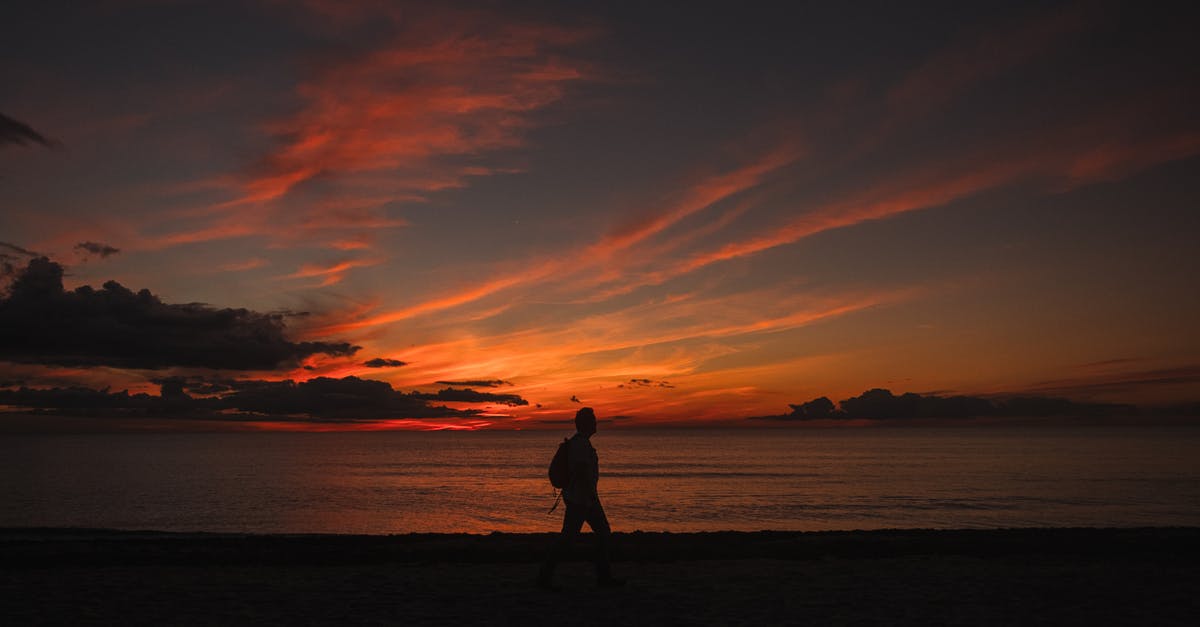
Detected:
[
  {"left": 145, "top": 5, "right": 596, "bottom": 251},
  {"left": 314, "top": 142, "right": 798, "bottom": 332},
  {"left": 302, "top": 7, "right": 1105, "bottom": 325},
  {"left": 146, "top": 218, "right": 265, "bottom": 249},
  {"left": 627, "top": 100, "right": 1200, "bottom": 288},
  {"left": 315, "top": 272, "right": 541, "bottom": 335},
  {"left": 332, "top": 285, "right": 914, "bottom": 417},
  {"left": 328, "top": 235, "right": 374, "bottom": 251},
  {"left": 240, "top": 10, "right": 595, "bottom": 205},
  {"left": 590, "top": 144, "right": 800, "bottom": 257},
  {"left": 281, "top": 257, "right": 382, "bottom": 287},
  {"left": 221, "top": 258, "right": 268, "bottom": 272}
]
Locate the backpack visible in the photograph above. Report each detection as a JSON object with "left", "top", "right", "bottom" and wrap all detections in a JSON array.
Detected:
[{"left": 548, "top": 437, "right": 571, "bottom": 489}]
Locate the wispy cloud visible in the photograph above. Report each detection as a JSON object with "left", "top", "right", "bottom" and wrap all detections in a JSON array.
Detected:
[
  {"left": 280, "top": 258, "right": 382, "bottom": 287},
  {"left": 620, "top": 95, "right": 1200, "bottom": 290},
  {"left": 314, "top": 142, "right": 798, "bottom": 332},
  {"left": 0, "top": 112, "right": 59, "bottom": 149},
  {"left": 1018, "top": 364, "right": 1200, "bottom": 401},
  {"left": 588, "top": 145, "right": 800, "bottom": 257},
  {"left": 147, "top": 4, "right": 597, "bottom": 255},
  {"left": 221, "top": 257, "right": 268, "bottom": 272}
]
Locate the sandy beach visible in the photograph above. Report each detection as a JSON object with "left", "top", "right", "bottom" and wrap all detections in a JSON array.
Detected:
[{"left": 1, "top": 527, "right": 1195, "bottom": 626}]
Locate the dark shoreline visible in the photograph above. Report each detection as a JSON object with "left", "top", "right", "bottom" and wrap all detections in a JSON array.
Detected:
[
  {"left": 4, "top": 526, "right": 1197, "bottom": 566},
  {"left": 4, "top": 527, "right": 1196, "bottom": 626}
]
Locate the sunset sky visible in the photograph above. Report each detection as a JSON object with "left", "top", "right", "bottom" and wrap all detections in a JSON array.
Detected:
[{"left": 2, "top": 1, "right": 1199, "bottom": 428}]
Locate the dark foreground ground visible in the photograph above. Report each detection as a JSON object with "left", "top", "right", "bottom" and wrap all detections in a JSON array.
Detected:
[{"left": 1, "top": 527, "right": 1196, "bottom": 626}]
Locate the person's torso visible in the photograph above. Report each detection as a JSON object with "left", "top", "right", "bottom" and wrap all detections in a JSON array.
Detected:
[{"left": 563, "top": 433, "right": 599, "bottom": 501}]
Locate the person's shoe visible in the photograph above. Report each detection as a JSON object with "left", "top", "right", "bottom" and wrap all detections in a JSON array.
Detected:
[{"left": 597, "top": 577, "right": 626, "bottom": 588}]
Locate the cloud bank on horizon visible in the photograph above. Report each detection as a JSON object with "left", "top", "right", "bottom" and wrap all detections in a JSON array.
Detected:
[{"left": 2, "top": 1, "right": 1199, "bottom": 428}]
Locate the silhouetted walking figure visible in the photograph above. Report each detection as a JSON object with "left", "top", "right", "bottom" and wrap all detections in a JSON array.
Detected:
[{"left": 538, "top": 407, "right": 625, "bottom": 589}]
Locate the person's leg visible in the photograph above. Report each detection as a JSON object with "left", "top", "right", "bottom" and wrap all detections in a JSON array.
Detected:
[
  {"left": 583, "top": 497, "right": 615, "bottom": 582},
  {"left": 539, "top": 501, "right": 585, "bottom": 585}
]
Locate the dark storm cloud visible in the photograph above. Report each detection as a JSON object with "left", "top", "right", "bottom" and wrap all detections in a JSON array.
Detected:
[
  {"left": 0, "top": 113, "right": 58, "bottom": 148},
  {"left": 147, "top": 375, "right": 241, "bottom": 397},
  {"left": 749, "top": 388, "right": 1133, "bottom": 421},
  {"left": 0, "top": 257, "right": 358, "bottom": 370},
  {"left": 362, "top": 358, "right": 407, "bottom": 368},
  {"left": 838, "top": 389, "right": 1001, "bottom": 419},
  {"left": 413, "top": 387, "right": 529, "bottom": 407},
  {"left": 435, "top": 379, "right": 512, "bottom": 388},
  {"left": 0, "top": 385, "right": 198, "bottom": 414},
  {"left": 74, "top": 241, "right": 120, "bottom": 258},
  {"left": 0, "top": 375, "right": 504, "bottom": 421},
  {"left": 617, "top": 378, "right": 674, "bottom": 389},
  {"left": 779, "top": 396, "right": 839, "bottom": 420},
  {"left": 223, "top": 377, "right": 480, "bottom": 419}
]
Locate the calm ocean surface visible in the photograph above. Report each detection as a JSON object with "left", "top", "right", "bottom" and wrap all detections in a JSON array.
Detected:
[{"left": 2, "top": 427, "right": 1198, "bottom": 534}]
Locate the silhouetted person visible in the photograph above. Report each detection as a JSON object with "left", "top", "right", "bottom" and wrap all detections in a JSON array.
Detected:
[{"left": 538, "top": 407, "right": 625, "bottom": 589}]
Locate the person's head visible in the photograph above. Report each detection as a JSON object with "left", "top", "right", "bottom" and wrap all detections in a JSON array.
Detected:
[{"left": 575, "top": 407, "right": 597, "bottom": 435}]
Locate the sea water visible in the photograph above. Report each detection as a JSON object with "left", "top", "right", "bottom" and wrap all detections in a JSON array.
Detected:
[{"left": 2, "top": 427, "right": 1198, "bottom": 533}]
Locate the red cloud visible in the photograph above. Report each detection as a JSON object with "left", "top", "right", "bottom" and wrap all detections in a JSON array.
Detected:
[
  {"left": 239, "top": 9, "right": 596, "bottom": 206},
  {"left": 281, "top": 257, "right": 382, "bottom": 287},
  {"left": 590, "top": 145, "right": 800, "bottom": 257},
  {"left": 309, "top": 142, "right": 798, "bottom": 333},
  {"left": 149, "top": 5, "right": 597, "bottom": 254}
]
